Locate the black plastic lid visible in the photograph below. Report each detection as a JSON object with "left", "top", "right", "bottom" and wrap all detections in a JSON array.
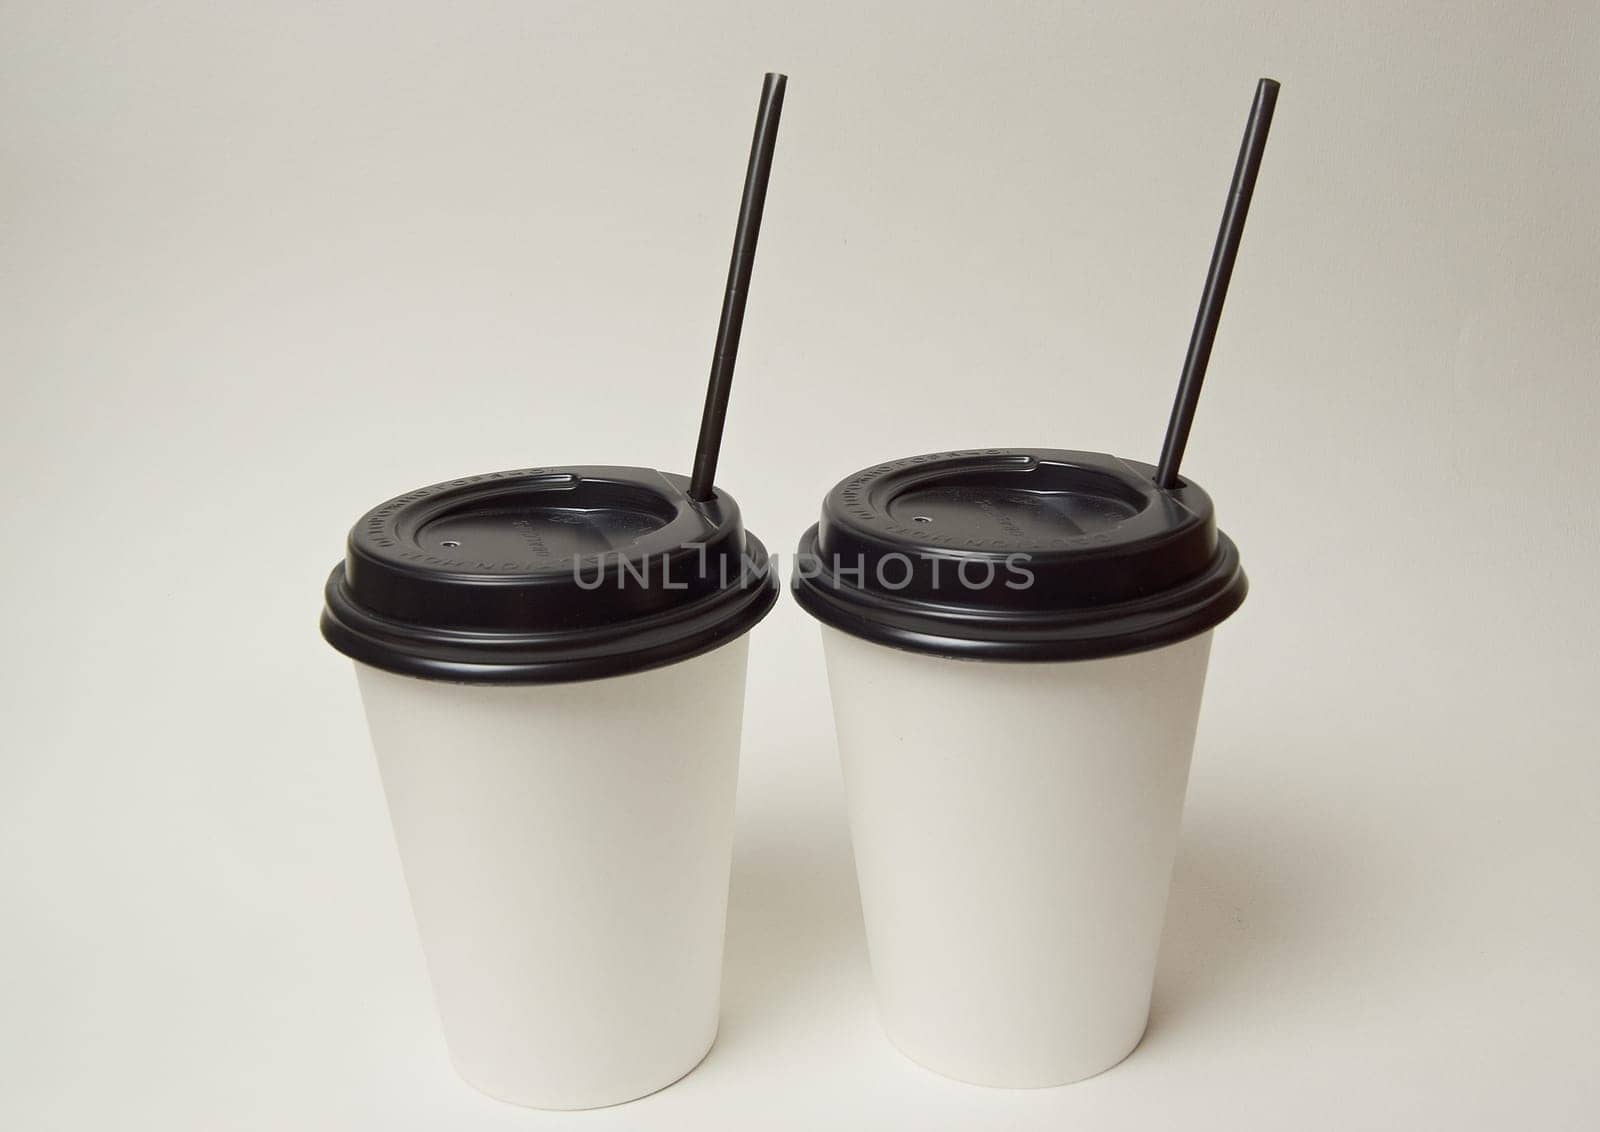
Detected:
[
  {"left": 792, "top": 449, "right": 1246, "bottom": 661},
  {"left": 322, "top": 467, "right": 778, "bottom": 683}
]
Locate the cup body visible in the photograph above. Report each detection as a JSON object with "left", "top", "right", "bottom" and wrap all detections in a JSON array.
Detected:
[
  {"left": 820, "top": 625, "right": 1213, "bottom": 1087},
  {"left": 353, "top": 635, "right": 750, "bottom": 1110}
]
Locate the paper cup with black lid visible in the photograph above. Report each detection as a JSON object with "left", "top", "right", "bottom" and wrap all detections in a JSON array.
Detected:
[
  {"left": 792, "top": 81, "right": 1279, "bottom": 1088},
  {"left": 319, "top": 75, "right": 788, "bottom": 1110}
]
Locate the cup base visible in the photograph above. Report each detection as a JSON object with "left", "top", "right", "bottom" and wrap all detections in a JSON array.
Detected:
[
  {"left": 879, "top": 1013, "right": 1149, "bottom": 1090},
  {"left": 448, "top": 1030, "right": 719, "bottom": 1111}
]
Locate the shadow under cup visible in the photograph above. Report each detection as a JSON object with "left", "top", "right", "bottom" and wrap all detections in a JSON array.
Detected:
[
  {"left": 322, "top": 467, "right": 777, "bottom": 1110},
  {"left": 793, "top": 449, "right": 1247, "bottom": 1088}
]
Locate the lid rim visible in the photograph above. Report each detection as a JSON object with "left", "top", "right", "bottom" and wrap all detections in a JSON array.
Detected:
[
  {"left": 793, "top": 525, "right": 1245, "bottom": 661},
  {"left": 323, "top": 548, "right": 778, "bottom": 684}
]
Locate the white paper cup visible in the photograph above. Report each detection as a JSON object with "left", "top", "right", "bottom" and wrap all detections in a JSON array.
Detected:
[
  {"left": 821, "top": 626, "right": 1212, "bottom": 1087},
  {"left": 353, "top": 635, "right": 749, "bottom": 1110},
  {"left": 794, "top": 449, "right": 1247, "bottom": 1087},
  {"left": 323, "top": 466, "right": 777, "bottom": 1108}
]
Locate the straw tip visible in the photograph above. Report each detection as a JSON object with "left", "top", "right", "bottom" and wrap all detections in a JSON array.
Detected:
[
  {"left": 1257, "top": 77, "right": 1282, "bottom": 94},
  {"left": 765, "top": 72, "right": 789, "bottom": 87}
]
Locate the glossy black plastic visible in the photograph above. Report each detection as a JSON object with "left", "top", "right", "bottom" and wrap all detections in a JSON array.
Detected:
[
  {"left": 792, "top": 449, "right": 1246, "bottom": 661},
  {"left": 322, "top": 466, "right": 778, "bottom": 683}
]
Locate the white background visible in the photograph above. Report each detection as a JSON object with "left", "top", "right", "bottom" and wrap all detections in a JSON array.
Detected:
[{"left": 3, "top": 2, "right": 1597, "bottom": 1128}]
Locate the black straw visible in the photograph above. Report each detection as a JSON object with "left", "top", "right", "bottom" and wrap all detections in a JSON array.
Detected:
[
  {"left": 1155, "top": 78, "right": 1280, "bottom": 489},
  {"left": 688, "top": 73, "right": 788, "bottom": 502}
]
